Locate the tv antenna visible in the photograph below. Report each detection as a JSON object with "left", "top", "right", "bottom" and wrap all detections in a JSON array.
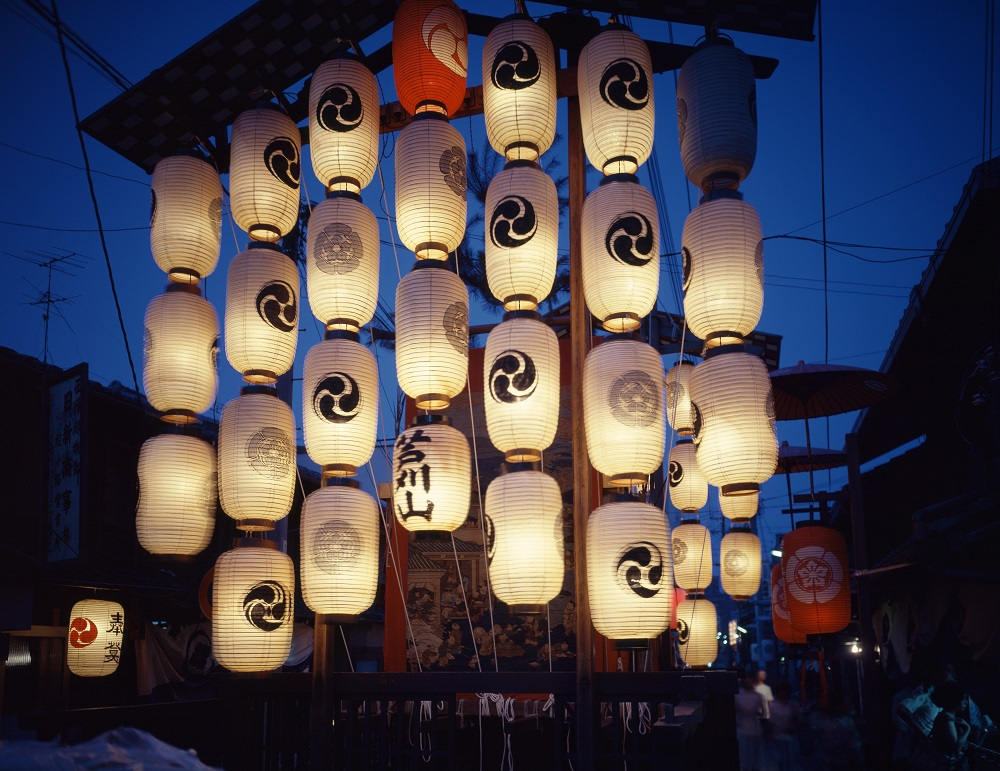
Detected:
[{"left": 11, "top": 248, "right": 88, "bottom": 365}]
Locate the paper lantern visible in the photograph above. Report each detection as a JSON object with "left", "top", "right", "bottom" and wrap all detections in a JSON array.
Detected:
[
  {"left": 225, "top": 242, "right": 298, "bottom": 383},
  {"left": 67, "top": 599, "right": 125, "bottom": 677},
  {"left": 143, "top": 285, "right": 218, "bottom": 424},
  {"left": 150, "top": 154, "right": 222, "bottom": 283},
  {"left": 230, "top": 107, "right": 301, "bottom": 241},
  {"left": 671, "top": 522, "right": 713, "bottom": 592},
  {"left": 482, "top": 16, "right": 556, "bottom": 161},
  {"left": 719, "top": 487, "right": 759, "bottom": 521},
  {"left": 301, "top": 481, "right": 379, "bottom": 618},
  {"left": 395, "top": 115, "right": 467, "bottom": 260},
  {"left": 676, "top": 40, "right": 757, "bottom": 191},
  {"left": 771, "top": 564, "right": 807, "bottom": 644},
  {"left": 581, "top": 177, "right": 659, "bottom": 332},
  {"left": 212, "top": 541, "right": 294, "bottom": 672},
  {"left": 136, "top": 434, "right": 216, "bottom": 556},
  {"left": 392, "top": 416, "right": 470, "bottom": 532},
  {"left": 303, "top": 332, "right": 378, "bottom": 477},
  {"left": 676, "top": 596, "right": 717, "bottom": 667},
  {"left": 682, "top": 193, "right": 763, "bottom": 347},
  {"left": 395, "top": 263, "right": 468, "bottom": 410},
  {"left": 578, "top": 26, "right": 654, "bottom": 175},
  {"left": 689, "top": 347, "right": 777, "bottom": 496},
  {"left": 308, "top": 56, "right": 378, "bottom": 193},
  {"left": 392, "top": 0, "right": 468, "bottom": 116},
  {"left": 583, "top": 339, "right": 664, "bottom": 486},
  {"left": 668, "top": 440, "right": 707, "bottom": 513},
  {"left": 721, "top": 528, "right": 761, "bottom": 600},
  {"left": 305, "top": 193, "right": 379, "bottom": 331},
  {"left": 218, "top": 388, "right": 296, "bottom": 530},
  {"left": 781, "top": 525, "right": 850, "bottom": 635},
  {"left": 587, "top": 500, "right": 672, "bottom": 641},
  {"left": 665, "top": 360, "right": 696, "bottom": 436},
  {"left": 484, "top": 161, "right": 558, "bottom": 310},
  {"left": 483, "top": 468, "right": 564, "bottom": 612},
  {"left": 483, "top": 313, "right": 559, "bottom": 461}
]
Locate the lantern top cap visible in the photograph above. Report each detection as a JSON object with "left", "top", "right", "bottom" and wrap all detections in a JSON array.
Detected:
[
  {"left": 684, "top": 591, "right": 707, "bottom": 600},
  {"left": 410, "top": 258, "right": 455, "bottom": 273},
  {"left": 412, "top": 413, "right": 452, "bottom": 427},
  {"left": 321, "top": 476, "right": 361, "bottom": 489},
  {"left": 324, "top": 328, "right": 361, "bottom": 342},
  {"left": 600, "top": 173, "right": 640, "bottom": 187},
  {"left": 240, "top": 384, "right": 278, "bottom": 397},
  {"left": 233, "top": 537, "right": 279, "bottom": 550},
  {"left": 699, "top": 189, "right": 744, "bottom": 205},
  {"left": 791, "top": 520, "right": 830, "bottom": 531},
  {"left": 693, "top": 34, "right": 738, "bottom": 52},
  {"left": 329, "top": 50, "right": 361, "bottom": 62},
  {"left": 502, "top": 461, "right": 541, "bottom": 474},
  {"left": 678, "top": 516, "right": 701, "bottom": 526},
  {"left": 503, "top": 159, "right": 541, "bottom": 171},
  {"left": 675, "top": 437, "right": 694, "bottom": 446},
  {"left": 669, "top": 359, "right": 694, "bottom": 370},
  {"left": 326, "top": 189, "right": 362, "bottom": 202},
  {"left": 598, "top": 21, "right": 632, "bottom": 33},
  {"left": 164, "top": 148, "right": 212, "bottom": 163},
  {"left": 247, "top": 240, "right": 284, "bottom": 253},
  {"left": 602, "top": 490, "right": 645, "bottom": 504},
  {"left": 702, "top": 343, "right": 753, "bottom": 359},
  {"left": 502, "top": 309, "right": 542, "bottom": 323},
  {"left": 500, "top": 12, "right": 533, "bottom": 22},
  {"left": 411, "top": 109, "right": 449, "bottom": 123},
  {"left": 729, "top": 520, "right": 753, "bottom": 531},
  {"left": 164, "top": 282, "right": 201, "bottom": 296},
  {"left": 250, "top": 100, "right": 289, "bottom": 115}
]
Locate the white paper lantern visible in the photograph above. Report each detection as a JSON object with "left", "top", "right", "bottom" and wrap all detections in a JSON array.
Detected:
[
  {"left": 212, "top": 542, "right": 294, "bottom": 673},
  {"left": 682, "top": 193, "right": 763, "bottom": 347},
  {"left": 587, "top": 500, "right": 672, "bottom": 641},
  {"left": 150, "top": 154, "right": 222, "bottom": 283},
  {"left": 301, "top": 482, "right": 379, "bottom": 618},
  {"left": 665, "top": 360, "right": 696, "bottom": 436},
  {"left": 667, "top": 440, "right": 707, "bottom": 513},
  {"left": 483, "top": 314, "right": 559, "bottom": 461},
  {"left": 671, "top": 522, "right": 713, "bottom": 592},
  {"left": 392, "top": 417, "right": 470, "bottom": 532},
  {"left": 484, "top": 161, "right": 558, "bottom": 310},
  {"left": 676, "top": 40, "right": 757, "bottom": 191},
  {"left": 303, "top": 333, "right": 378, "bottom": 477},
  {"left": 230, "top": 107, "right": 301, "bottom": 241},
  {"left": 689, "top": 348, "right": 778, "bottom": 496},
  {"left": 308, "top": 56, "right": 378, "bottom": 193},
  {"left": 578, "top": 27, "right": 654, "bottom": 175},
  {"left": 395, "top": 115, "right": 467, "bottom": 260},
  {"left": 67, "top": 599, "right": 125, "bottom": 677},
  {"left": 395, "top": 263, "right": 469, "bottom": 410},
  {"left": 721, "top": 528, "right": 761, "bottom": 600},
  {"left": 136, "top": 434, "right": 216, "bottom": 556},
  {"left": 218, "top": 389, "right": 296, "bottom": 530},
  {"left": 719, "top": 487, "right": 759, "bottom": 521},
  {"left": 484, "top": 468, "right": 564, "bottom": 611},
  {"left": 583, "top": 339, "right": 664, "bottom": 486},
  {"left": 676, "top": 596, "right": 717, "bottom": 667},
  {"left": 482, "top": 16, "right": 556, "bottom": 161},
  {"left": 225, "top": 242, "right": 299, "bottom": 383},
  {"left": 581, "top": 177, "right": 659, "bottom": 332},
  {"left": 143, "top": 285, "right": 218, "bottom": 424},
  {"left": 305, "top": 193, "right": 379, "bottom": 331}
]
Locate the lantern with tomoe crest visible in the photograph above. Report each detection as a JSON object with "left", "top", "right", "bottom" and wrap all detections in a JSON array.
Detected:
[
  {"left": 667, "top": 439, "right": 707, "bottom": 513},
  {"left": 665, "top": 360, "right": 696, "bottom": 436},
  {"left": 67, "top": 599, "right": 124, "bottom": 677},
  {"left": 671, "top": 521, "right": 713, "bottom": 592},
  {"left": 392, "top": 0, "right": 468, "bottom": 117},
  {"left": 676, "top": 596, "right": 717, "bottom": 667}
]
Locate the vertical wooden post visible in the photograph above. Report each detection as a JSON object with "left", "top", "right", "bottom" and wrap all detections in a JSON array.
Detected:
[
  {"left": 846, "top": 433, "right": 875, "bottom": 717},
  {"left": 309, "top": 616, "right": 334, "bottom": 769}
]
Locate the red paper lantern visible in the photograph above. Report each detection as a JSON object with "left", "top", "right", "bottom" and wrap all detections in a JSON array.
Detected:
[
  {"left": 770, "top": 563, "right": 806, "bottom": 644},
  {"left": 392, "top": 0, "right": 468, "bottom": 116},
  {"left": 781, "top": 525, "right": 850, "bottom": 635}
]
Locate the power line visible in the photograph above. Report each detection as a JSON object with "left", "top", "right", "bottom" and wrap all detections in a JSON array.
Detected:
[
  {"left": 0, "top": 139, "right": 149, "bottom": 186},
  {"left": 0, "top": 219, "right": 149, "bottom": 233}
]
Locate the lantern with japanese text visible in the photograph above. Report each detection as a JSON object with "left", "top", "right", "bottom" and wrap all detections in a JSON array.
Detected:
[
  {"left": 668, "top": 440, "right": 707, "bottom": 513},
  {"left": 671, "top": 521, "right": 713, "bottom": 592},
  {"left": 771, "top": 564, "right": 807, "bottom": 643},
  {"left": 781, "top": 525, "right": 850, "bottom": 635},
  {"left": 393, "top": 416, "right": 471, "bottom": 532},
  {"left": 721, "top": 528, "right": 761, "bottom": 600},
  {"left": 392, "top": 0, "right": 468, "bottom": 117},
  {"left": 676, "top": 596, "right": 717, "bottom": 667},
  {"left": 665, "top": 360, "right": 696, "bottom": 436},
  {"left": 67, "top": 599, "right": 125, "bottom": 677}
]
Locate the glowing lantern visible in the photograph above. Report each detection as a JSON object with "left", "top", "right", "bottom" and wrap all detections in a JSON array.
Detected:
[
  {"left": 224, "top": 243, "right": 298, "bottom": 383},
  {"left": 668, "top": 440, "right": 707, "bottom": 513},
  {"left": 392, "top": 0, "right": 468, "bottom": 117},
  {"left": 676, "top": 40, "right": 757, "bottom": 191},
  {"left": 392, "top": 416, "right": 470, "bottom": 532},
  {"left": 583, "top": 339, "right": 664, "bottom": 486},
  {"left": 720, "top": 487, "right": 759, "bottom": 521},
  {"left": 771, "top": 564, "right": 807, "bottom": 644},
  {"left": 587, "top": 500, "right": 672, "bottom": 642},
  {"left": 395, "top": 263, "right": 468, "bottom": 410},
  {"left": 230, "top": 107, "right": 301, "bottom": 241},
  {"left": 150, "top": 153, "right": 222, "bottom": 283},
  {"left": 395, "top": 115, "right": 467, "bottom": 260},
  {"left": 136, "top": 434, "right": 216, "bottom": 556},
  {"left": 67, "top": 599, "right": 124, "bottom": 677},
  {"left": 721, "top": 528, "right": 761, "bottom": 600},
  {"left": 577, "top": 26, "right": 654, "bottom": 175},
  {"left": 305, "top": 193, "right": 379, "bottom": 332},
  {"left": 483, "top": 468, "right": 564, "bottom": 612},
  {"left": 484, "top": 161, "right": 558, "bottom": 310},
  {"left": 218, "top": 388, "right": 296, "bottom": 530},
  {"left": 308, "top": 56, "right": 378, "bottom": 193},
  {"left": 671, "top": 521, "right": 713, "bottom": 592},
  {"left": 681, "top": 192, "right": 763, "bottom": 347},
  {"left": 689, "top": 347, "right": 777, "bottom": 496},
  {"left": 676, "top": 596, "right": 717, "bottom": 667},
  {"left": 581, "top": 177, "right": 659, "bottom": 332},
  {"left": 665, "top": 360, "right": 696, "bottom": 436},
  {"left": 482, "top": 16, "right": 556, "bottom": 161},
  {"left": 781, "top": 525, "right": 850, "bottom": 635},
  {"left": 212, "top": 541, "right": 294, "bottom": 673},
  {"left": 483, "top": 313, "right": 559, "bottom": 462},
  {"left": 302, "top": 332, "right": 378, "bottom": 477},
  {"left": 143, "top": 285, "right": 218, "bottom": 424},
  {"left": 301, "top": 481, "right": 379, "bottom": 618}
]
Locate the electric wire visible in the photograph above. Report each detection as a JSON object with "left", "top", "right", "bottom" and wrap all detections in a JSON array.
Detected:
[{"left": 0, "top": 140, "right": 149, "bottom": 186}]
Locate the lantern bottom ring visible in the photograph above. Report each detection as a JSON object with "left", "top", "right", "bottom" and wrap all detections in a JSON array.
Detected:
[
  {"left": 322, "top": 463, "right": 357, "bottom": 478},
  {"left": 504, "top": 448, "right": 542, "bottom": 463},
  {"left": 730, "top": 595, "right": 751, "bottom": 601},
  {"left": 160, "top": 409, "right": 198, "bottom": 425},
  {"left": 321, "top": 613, "right": 358, "bottom": 624},
  {"left": 602, "top": 312, "right": 641, "bottom": 333},
  {"left": 703, "top": 331, "right": 746, "bottom": 349},
  {"left": 243, "top": 369, "right": 278, "bottom": 385},
  {"left": 167, "top": 266, "right": 200, "bottom": 285},
  {"left": 502, "top": 294, "right": 539, "bottom": 312},
  {"left": 247, "top": 223, "right": 282, "bottom": 242},
  {"left": 327, "top": 176, "right": 361, "bottom": 195},
  {"left": 236, "top": 518, "right": 276, "bottom": 532},
  {"left": 414, "top": 241, "right": 450, "bottom": 261},
  {"left": 415, "top": 394, "right": 452, "bottom": 411},
  {"left": 504, "top": 142, "right": 540, "bottom": 162},
  {"left": 613, "top": 638, "right": 650, "bottom": 651},
  {"left": 508, "top": 604, "right": 545, "bottom": 615},
  {"left": 606, "top": 472, "right": 648, "bottom": 487},
  {"left": 700, "top": 170, "right": 742, "bottom": 194},
  {"left": 326, "top": 318, "right": 361, "bottom": 333},
  {"left": 602, "top": 154, "right": 639, "bottom": 176},
  {"left": 721, "top": 483, "right": 760, "bottom": 496},
  {"left": 149, "top": 553, "right": 197, "bottom": 563}
]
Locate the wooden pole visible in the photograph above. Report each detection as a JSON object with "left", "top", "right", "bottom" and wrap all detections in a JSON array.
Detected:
[
  {"left": 846, "top": 433, "right": 875, "bottom": 717},
  {"left": 309, "top": 616, "right": 334, "bottom": 769}
]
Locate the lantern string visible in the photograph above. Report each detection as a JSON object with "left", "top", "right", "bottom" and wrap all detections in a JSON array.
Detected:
[
  {"left": 373, "top": 72, "right": 403, "bottom": 280},
  {"left": 339, "top": 623, "right": 355, "bottom": 672}
]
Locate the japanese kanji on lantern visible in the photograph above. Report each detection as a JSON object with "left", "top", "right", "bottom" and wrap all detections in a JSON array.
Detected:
[
  {"left": 781, "top": 524, "right": 850, "bottom": 635},
  {"left": 721, "top": 527, "right": 761, "bottom": 600},
  {"left": 67, "top": 599, "right": 125, "bottom": 677},
  {"left": 671, "top": 521, "right": 713, "bottom": 592},
  {"left": 771, "top": 563, "right": 807, "bottom": 644},
  {"left": 676, "top": 596, "right": 718, "bottom": 667},
  {"left": 668, "top": 439, "right": 707, "bottom": 513},
  {"left": 665, "top": 360, "right": 696, "bottom": 436}
]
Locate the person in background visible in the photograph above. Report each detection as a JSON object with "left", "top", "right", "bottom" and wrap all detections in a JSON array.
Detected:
[
  {"left": 735, "top": 673, "right": 767, "bottom": 771},
  {"left": 767, "top": 680, "right": 802, "bottom": 771},
  {"left": 755, "top": 669, "right": 775, "bottom": 721},
  {"left": 929, "top": 679, "right": 971, "bottom": 770}
]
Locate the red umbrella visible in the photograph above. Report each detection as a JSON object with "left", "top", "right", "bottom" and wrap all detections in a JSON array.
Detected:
[
  {"left": 777, "top": 442, "right": 847, "bottom": 474},
  {"left": 769, "top": 361, "right": 895, "bottom": 421}
]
